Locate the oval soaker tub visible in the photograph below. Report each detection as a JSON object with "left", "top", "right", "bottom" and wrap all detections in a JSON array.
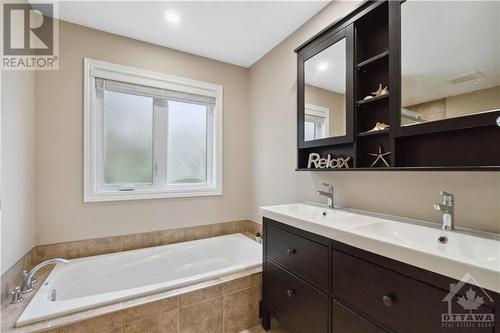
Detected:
[{"left": 17, "top": 233, "right": 262, "bottom": 326}]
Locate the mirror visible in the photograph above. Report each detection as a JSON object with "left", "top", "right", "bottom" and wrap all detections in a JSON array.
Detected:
[
  {"left": 401, "top": 1, "right": 500, "bottom": 126},
  {"left": 304, "top": 38, "right": 346, "bottom": 141}
]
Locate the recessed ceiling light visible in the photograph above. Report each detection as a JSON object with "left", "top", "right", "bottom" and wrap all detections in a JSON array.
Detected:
[
  {"left": 318, "top": 62, "right": 328, "bottom": 71},
  {"left": 164, "top": 10, "right": 180, "bottom": 25}
]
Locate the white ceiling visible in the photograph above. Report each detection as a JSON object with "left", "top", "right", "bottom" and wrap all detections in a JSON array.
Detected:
[
  {"left": 304, "top": 37, "right": 346, "bottom": 93},
  {"left": 401, "top": 0, "right": 500, "bottom": 106},
  {"left": 43, "top": 1, "right": 330, "bottom": 68}
]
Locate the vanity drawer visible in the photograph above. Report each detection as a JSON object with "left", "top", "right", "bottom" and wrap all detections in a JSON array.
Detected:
[
  {"left": 264, "top": 260, "right": 329, "bottom": 333},
  {"left": 333, "top": 250, "right": 494, "bottom": 333},
  {"left": 332, "top": 300, "right": 387, "bottom": 333},
  {"left": 266, "top": 223, "right": 329, "bottom": 291}
]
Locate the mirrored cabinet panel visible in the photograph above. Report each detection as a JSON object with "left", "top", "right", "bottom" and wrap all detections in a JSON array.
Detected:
[
  {"left": 298, "top": 27, "right": 354, "bottom": 151},
  {"left": 304, "top": 38, "right": 347, "bottom": 141},
  {"left": 401, "top": 0, "right": 500, "bottom": 126}
]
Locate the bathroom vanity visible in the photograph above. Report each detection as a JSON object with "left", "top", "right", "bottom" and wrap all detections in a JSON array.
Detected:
[{"left": 260, "top": 204, "right": 500, "bottom": 333}]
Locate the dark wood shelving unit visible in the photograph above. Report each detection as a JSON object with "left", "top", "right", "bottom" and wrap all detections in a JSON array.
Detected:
[
  {"left": 295, "top": 0, "right": 500, "bottom": 171},
  {"left": 354, "top": 1, "right": 391, "bottom": 169}
]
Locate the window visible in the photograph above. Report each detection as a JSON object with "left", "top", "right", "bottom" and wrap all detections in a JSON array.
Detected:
[
  {"left": 84, "top": 59, "right": 222, "bottom": 202},
  {"left": 304, "top": 103, "right": 329, "bottom": 141}
]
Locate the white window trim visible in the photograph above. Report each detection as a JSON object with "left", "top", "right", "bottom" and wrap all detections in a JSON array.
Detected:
[
  {"left": 305, "top": 103, "right": 330, "bottom": 138},
  {"left": 84, "top": 58, "right": 223, "bottom": 202}
]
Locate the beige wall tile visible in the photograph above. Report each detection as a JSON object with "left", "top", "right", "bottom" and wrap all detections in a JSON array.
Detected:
[
  {"left": 36, "top": 242, "right": 82, "bottom": 262},
  {"left": 179, "top": 284, "right": 223, "bottom": 307},
  {"left": 123, "top": 309, "right": 178, "bottom": 333},
  {"left": 48, "top": 311, "right": 122, "bottom": 333},
  {"left": 79, "top": 237, "right": 123, "bottom": 257},
  {"left": 123, "top": 296, "right": 178, "bottom": 324},
  {"left": 244, "top": 221, "right": 262, "bottom": 236},
  {"left": 212, "top": 221, "right": 246, "bottom": 236},
  {"left": 179, "top": 297, "right": 223, "bottom": 333},
  {"left": 122, "top": 232, "right": 157, "bottom": 252},
  {"left": 223, "top": 287, "right": 260, "bottom": 333},
  {"left": 157, "top": 228, "right": 187, "bottom": 246},
  {"left": 186, "top": 225, "right": 215, "bottom": 241},
  {"left": 223, "top": 274, "right": 261, "bottom": 295}
]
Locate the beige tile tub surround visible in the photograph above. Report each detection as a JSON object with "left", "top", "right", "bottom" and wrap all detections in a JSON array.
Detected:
[
  {"left": 1, "top": 220, "right": 262, "bottom": 331},
  {"left": 34, "top": 220, "right": 261, "bottom": 262},
  {"left": 1, "top": 268, "right": 262, "bottom": 333},
  {"left": 1, "top": 220, "right": 261, "bottom": 305}
]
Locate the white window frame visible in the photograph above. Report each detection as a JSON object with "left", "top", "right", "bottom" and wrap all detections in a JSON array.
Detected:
[
  {"left": 305, "top": 103, "right": 330, "bottom": 139},
  {"left": 84, "top": 58, "right": 223, "bottom": 202}
]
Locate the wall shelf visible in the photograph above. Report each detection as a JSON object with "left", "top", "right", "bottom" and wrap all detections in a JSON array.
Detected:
[
  {"left": 356, "top": 50, "right": 389, "bottom": 68},
  {"left": 357, "top": 129, "right": 389, "bottom": 137},
  {"left": 356, "top": 94, "right": 389, "bottom": 106}
]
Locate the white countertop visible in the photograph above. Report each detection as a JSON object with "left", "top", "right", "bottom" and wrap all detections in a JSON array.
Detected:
[{"left": 260, "top": 203, "right": 500, "bottom": 294}]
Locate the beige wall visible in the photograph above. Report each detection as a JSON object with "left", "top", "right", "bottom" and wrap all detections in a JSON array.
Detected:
[
  {"left": 305, "top": 84, "right": 346, "bottom": 137},
  {"left": 1, "top": 70, "right": 37, "bottom": 273},
  {"left": 35, "top": 21, "right": 251, "bottom": 245},
  {"left": 248, "top": 1, "right": 500, "bottom": 233}
]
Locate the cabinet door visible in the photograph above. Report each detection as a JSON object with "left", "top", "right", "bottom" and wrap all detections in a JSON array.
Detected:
[
  {"left": 264, "top": 260, "right": 329, "bottom": 333},
  {"left": 332, "top": 301, "right": 386, "bottom": 333}
]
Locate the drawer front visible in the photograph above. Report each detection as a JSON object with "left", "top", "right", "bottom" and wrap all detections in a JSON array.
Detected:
[
  {"left": 332, "top": 301, "right": 386, "bottom": 333},
  {"left": 333, "top": 250, "right": 494, "bottom": 333},
  {"left": 266, "top": 223, "right": 329, "bottom": 291},
  {"left": 264, "top": 260, "right": 329, "bottom": 333}
]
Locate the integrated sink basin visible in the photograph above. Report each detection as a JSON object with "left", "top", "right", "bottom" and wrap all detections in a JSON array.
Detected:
[
  {"left": 261, "top": 203, "right": 500, "bottom": 293},
  {"left": 354, "top": 221, "right": 500, "bottom": 267}
]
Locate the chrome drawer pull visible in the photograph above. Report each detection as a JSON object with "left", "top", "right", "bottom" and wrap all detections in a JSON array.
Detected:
[
  {"left": 382, "top": 295, "right": 393, "bottom": 306},
  {"left": 287, "top": 248, "right": 297, "bottom": 255},
  {"left": 286, "top": 289, "right": 295, "bottom": 297}
]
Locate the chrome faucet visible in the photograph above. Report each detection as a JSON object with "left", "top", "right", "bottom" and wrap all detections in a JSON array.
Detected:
[
  {"left": 433, "top": 191, "right": 455, "bottom": 231},
  {"left": 21, "top": 258, "right": 69, "bottom": 294},
  {"left": 317, "top": 183, "right": 335, "bottom": 209},
  {"left": 10, "top": 286, "right": 23, "bottom": 304}
]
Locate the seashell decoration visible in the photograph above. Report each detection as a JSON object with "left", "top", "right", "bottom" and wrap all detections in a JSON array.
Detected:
[{"left": 367, "top": 122, "right": 390, "bottom": 132}]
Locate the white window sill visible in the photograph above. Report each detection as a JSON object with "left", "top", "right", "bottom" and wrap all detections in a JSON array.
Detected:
[{"left": 84, "top": 188, "right": 223, "bottom": 202}]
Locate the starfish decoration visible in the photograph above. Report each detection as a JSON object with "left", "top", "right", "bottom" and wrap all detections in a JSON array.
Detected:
[
  {"left": 367, "top": 145, "right": 391, "bottom": 168},
  {"left": 371, "top": 84, "right": 389, "bottom": 97}
]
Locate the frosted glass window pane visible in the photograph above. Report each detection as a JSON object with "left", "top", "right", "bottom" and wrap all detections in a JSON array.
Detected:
[
  {"left": 304, "top": 121, "right": 315, "bottom": 141},
  {"left": 167, "top": 100, "right": 207, "bottom": 184},
  {"left": 104, "top": 91, "right": 153, "bottom": 184}
]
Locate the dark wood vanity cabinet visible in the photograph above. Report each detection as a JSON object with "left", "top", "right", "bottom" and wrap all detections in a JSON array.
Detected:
[{"left": 262, "top": 218, "right": 498, "bottom": 333}]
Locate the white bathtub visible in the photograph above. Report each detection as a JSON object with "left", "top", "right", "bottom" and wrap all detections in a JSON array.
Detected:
[{"left": 16, "top": 233, "right": 262, "bottom": 326}]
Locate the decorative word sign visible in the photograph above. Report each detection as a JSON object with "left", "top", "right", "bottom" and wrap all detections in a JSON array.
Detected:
[{"left": 307, "top": 153, "right": 351, "bottom": 169}]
